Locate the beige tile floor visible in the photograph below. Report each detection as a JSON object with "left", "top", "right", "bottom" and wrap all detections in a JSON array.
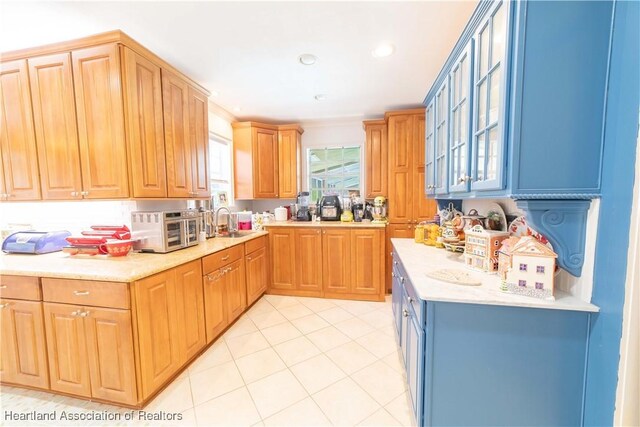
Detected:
[{"left": 1, "top": 295, "right": 415, "bottom": 427}]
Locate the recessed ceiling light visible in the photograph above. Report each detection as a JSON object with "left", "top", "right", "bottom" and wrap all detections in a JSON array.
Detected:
[
  {"left": 233, "top": 106, "right": 242, "bottom": 112},
  {"left": 298, "top": 54, "right": 317, "bottom": 65},
  {"left": 210, "top": 90, "right": 219, "bottom": 97},
  {"left": 314, "top": 94, "right": 327, "bottom": 101},
  {"left": 372, "top": 43, "right": 395, "bottom": 58}
]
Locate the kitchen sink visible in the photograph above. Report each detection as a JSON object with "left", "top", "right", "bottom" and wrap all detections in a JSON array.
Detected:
[{"left": 219, "top": 231, "right": 255, "bottom": 238}]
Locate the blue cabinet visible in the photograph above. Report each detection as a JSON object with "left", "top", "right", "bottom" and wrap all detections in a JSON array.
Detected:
[
  {"left": 424, "top": 0, "right": 613, "bottom": 200},
  {"left": 424, "top": 101, "right": 436, "bottom": 195},
  {"left": 391, "top": 250, "right": 592, "bottom": 426}
]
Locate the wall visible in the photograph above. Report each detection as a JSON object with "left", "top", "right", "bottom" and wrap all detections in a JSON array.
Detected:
[{"left": 584, "top": 0, "right": 640, "bottom": 424}]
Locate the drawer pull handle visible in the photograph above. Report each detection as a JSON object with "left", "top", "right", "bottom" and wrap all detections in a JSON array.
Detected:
[
  {"left": 221, "top": 255, "right": 230, "bottom": 261},
  {"left": 80, "top": 310, "right": 90, "bottom": 317},
  {"left": 0, "top": 285, "right": 6, "bottom": 289},
  {"left": 71, "top": 310, "right": 80, "bottom": 316},
  {"left": 73, "top": 290, "right": 90, "bottom": 296},
  {"left": 402, "top": 309, "right": 409, "bottom": 318},
  {"left": 0, "top": 302, "right": 11, "bottom": 309},
  {"left": 400, "top": 277, "right": 405, "bottom": 284},
  {"left": 407, "top": 297, "right": 414, "bottom": 304},
  {"left": 391, "top": 272, "right": 395, "bottom": 277}
]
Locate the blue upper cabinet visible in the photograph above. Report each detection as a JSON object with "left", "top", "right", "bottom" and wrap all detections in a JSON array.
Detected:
[
  {"left": 424, "top": 101, "right": 436, "bottom": 196},
  {"left": 434, "top": 79, "right": 449, "bottom": 195},
  {"left": 424, "top": 0, "right": 612, "bottom": 200},
  {"left": 448, "top": 42, "right": 473, "bottom": 193}
]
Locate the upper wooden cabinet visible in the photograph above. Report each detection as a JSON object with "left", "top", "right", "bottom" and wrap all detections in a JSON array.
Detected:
[
  {"left": 0, "top": 30, "right": 210, "bottom": 201},
  {"left": 233, "top": 122, "right": 303, "bottom": 199},
  {"left": 121, "top": 47, "right": 167, "bottom": 198},
  {"left": 0, "top": 60, "right": 41, "bottom": 201},
  {"left": 363, "top": 119, "right": 388, "bottom": 198}
]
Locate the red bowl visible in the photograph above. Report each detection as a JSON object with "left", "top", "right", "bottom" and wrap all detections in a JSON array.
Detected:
[{"left": 101, "top": 240, "right": 132, "bottom": 257}]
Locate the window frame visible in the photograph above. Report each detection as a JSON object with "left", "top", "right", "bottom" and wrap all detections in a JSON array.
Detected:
[
  {"left": 305, "top": 145, "right": 363, "bottom": 203},
  {"left": 208, "top": 132, "right": 233, "bottom": 205}
]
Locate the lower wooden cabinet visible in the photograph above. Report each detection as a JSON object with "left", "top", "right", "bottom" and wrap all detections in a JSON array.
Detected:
[
  {"left": 0, "top": 299, "right": 49, "bottom": 389},
  {"left": 225, "top": 259, "right": 247, "bottom": 324},
  {"left": 245, "top": 245, "right": 268, "bottom": 306},
  {"left": 269, "top": 228, "right": 296, "bottom": 291},
  {"left": 43, "top": 302, "right": 137, "bottom": 405},
  {"left": 174, "top": 260, "right": 206, "bottom": 363},
  {"left": 322, "top": 229, "right": 352, "bottom": 294},
  {"left": 294, "top": 229, "right": 323, "bottom": 295},
  {"left": 203, "top": 268, "right": 228, "bottom": 343},
  {"left": 351, "top": 229, "right": 384, "bottom": 296}
]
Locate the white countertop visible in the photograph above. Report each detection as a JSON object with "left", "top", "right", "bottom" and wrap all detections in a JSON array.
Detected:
[
  {"left": 391, "top": 238, "right": 599, "bottom": 313},
  {"left": 0, "top": 232, "right": 268, "bottom": 282}
]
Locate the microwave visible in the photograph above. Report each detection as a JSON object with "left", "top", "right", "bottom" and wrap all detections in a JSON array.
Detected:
[{"left": 131, "top": 210, "right": 200, "bottom": 253}]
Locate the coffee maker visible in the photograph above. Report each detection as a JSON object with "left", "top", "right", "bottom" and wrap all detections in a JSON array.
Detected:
[
  {"left": 351, "top": 197, "right": 364, "bottom": 222},
  {"left": 295, "top": 192, "right": 312, "bottom": 221},
  {"left": 319, "top": 195, "right": 342, "bottom": 221}
]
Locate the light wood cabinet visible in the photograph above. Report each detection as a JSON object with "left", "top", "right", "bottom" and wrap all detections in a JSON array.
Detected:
[
  {"left": 0, "top": 60, "right": 41, "bottom": 201},
  {"left": 387, "top": 113, "right": 415, "bottom": 224},
  {"left": 413, "top": 114, "right": 436, "bottom": 221},
  {"left": 351, "top": 229, "right": 384, "bottom": 296},
  {"left": 189, "top": 86, "right": 210, "bottom": 198},
  {"left": 28, "top": 53, "right": 83, "bottom": 200},
  {"left": 72, "top": 44, "right": 129, "bottom": 199},
  {"left": 246, "top": 244, "right": 268, "bottom": 306},
  {"left": 203, "top": 267, "right": 228, "bottom": 343},
  {"left": 133, "top": 270, "right": 181, "bottom": 400},
  {"left": 122, "top": 47, "right": 167, "bottom": 198},
  {"left": 278, "top": 126, "right": 302, "bottom": 199},
  {"left": 322, "top": 229, "right": 352, "bottom": 294},
  {"left": 233, "top": 122, "right": 303, "bottom": 199},
  {"left": 364, "top": 119, "right": 388, "bottom": 198},
  {"left": 84, "top": 306, "right": 137, "bottom": 405},
  {"left": 174, "top": 260, "right": 206, "bottom": 363},
  {"left": 269, "top": 227, "right": 296, "bottom": 291},
  {"left": 43, "top": 302, "right": 92, "bottom": 397},
  {"left": 225, "top": 259, "right": 247, "bottom": 324},
  {"left": 0, "top": 299, "right": 49, "bottom": 389},
  {"left": 294, "top": 228, "right": 323, "bottom": 295}
]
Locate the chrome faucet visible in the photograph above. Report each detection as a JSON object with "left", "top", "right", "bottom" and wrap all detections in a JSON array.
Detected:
[{"left": 214, "top": 207, "right": 236, "bottom": 236}]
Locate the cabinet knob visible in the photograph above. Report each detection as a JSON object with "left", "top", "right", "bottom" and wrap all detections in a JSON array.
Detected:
[
  {"left": 0, "top": 285, "right": 7, "bottom": 289},
  {"left": 391, "top": 272, "right": 395, "bottom": 278},
  {"left": 71, "top": 310, "right": 80, "bottom": 316},
  {"left": 80, "top": 310, "right": 90, "bottom": 317},
  {"left": 73, "top": 290, "right": 90, "bottom": 296},
  {"left": 402, "top": 309, "right": 409, "bottom": 318},
  {"left": 0, "top": 302, "right": 11, "bottom": 309},
  {"left": 81, "top": 191, "right": 89, "bottom": 196},
  {"left": 407, "top": 296, "right": 414, "bottom": 304},
  {"left": 275, "top": 194, "right": 279, "bottom": 197},
  {"left": 401, "top": 277, "right": 405, "bottom": 284},
  {"left": 247, "top": 256, "right": 252, "bottom": 261}
]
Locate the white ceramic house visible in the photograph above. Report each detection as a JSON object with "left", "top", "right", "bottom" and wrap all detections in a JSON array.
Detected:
[{"left": 503, "top": 236, "right": 557, "bottom": 300}]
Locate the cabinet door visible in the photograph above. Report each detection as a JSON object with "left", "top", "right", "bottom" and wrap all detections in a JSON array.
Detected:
[
  {"left": 72, "top": 44, "right": 129, "bottom": 198},
  {"left": 449, "top": 43, "right": 473, "bottom": 193},
  {"left": 28, "top": 53, "right": 82, "bottom": 200},
  {"left": 253, "top": 127, "right": 278, "bottom": 198},
  {"left": 0, "top": 299, "right": 49, "bottom": 389},
  {"left": 434, "top": 79, "right": 449, "bottom": 195},
  {"left": 277, "top": 129, "right": 300, "bottom": 199},
  {"left": 225, "top": 259, "right": 247, "bottom": 324},
  {"left": 294, "top": 228, "right": 322, "bottom": 293},
  {"left": 425, "top": 103, "right": 436, "bottom": 196},
  {"left": 322, "top": 229, "right": 351, "bottom": 294},
  {"left": 189, "top": 86, "right": 210, "bottom": 198},
  {"left": 0, "top": 60, "right": 41, "bottom": 201},
  {"left": 413, "top": 114, "right": 437, "bottom": 221},
  {"left": 405, "top": 310, "right": 424, "bottom": 426},
  {"left": 162, "top": 70, "right": 192, "bottom": 198},
  {"left": 203, "top": 269, "right": 228, "bottom": 343},
  {"left": 471, "top": 1, "right": 507, "bottom": 191},
  {"left": 133, "top": 271, "right": 181, "bottom": 399},
  {"left": 246, "top": 247, "right": 268, "bottom": 306},
  {"left": 385, "top": 224, "right": 416, "bottom": 292},
  {"left": 364, "top": 121, "right": 388, "bottom": 198},
  {"left": 350, "top": 229, "right": 383, "bottom": 297},
  {"left": 43, "top": 302, "right": 91, "bottom": 397},
  {"left": 388, "top": 115, "right": 413, "bottom": 223},
  {"left": 84, "top": 307, "right": 137, "bottom": 405},
  {"left": 269, "top": 228, "right": 296, "bottom": 291},
  {"left": 175, "top": 260, "right": 206, "bottom": 362},
  {"left": 121, "top": 47, "right": 167, "bottom": 198}
]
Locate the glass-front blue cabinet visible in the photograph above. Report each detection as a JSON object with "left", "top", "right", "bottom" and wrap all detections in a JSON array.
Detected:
[
  {"left": 433, "top": 80, "right": 448, "bottom": 195},
  {"left": 423, "top": 0, "right": 612, "bottom": 201},
  {"left": 424, "top": 101, "right": 435, "bottom": 195},
  {"left": 448, "top": 42, "right": 473, "bottom": 193}
]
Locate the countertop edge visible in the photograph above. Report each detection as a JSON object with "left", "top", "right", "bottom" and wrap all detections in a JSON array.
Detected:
[{"left": 264, "top": 221, "right": 387, "bottom": 228}]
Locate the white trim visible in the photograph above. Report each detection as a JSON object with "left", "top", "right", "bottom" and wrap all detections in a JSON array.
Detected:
[{"left": 614, "top": 126, "right": 640, "bottom": 426}]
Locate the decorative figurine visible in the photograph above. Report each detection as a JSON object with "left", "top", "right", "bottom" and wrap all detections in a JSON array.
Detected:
[
  {"left": 499, "top": 236, "right": 558, "bottom": 300},
  {"left": 463, "top": 225, "right": 510, "bottom": 273}
]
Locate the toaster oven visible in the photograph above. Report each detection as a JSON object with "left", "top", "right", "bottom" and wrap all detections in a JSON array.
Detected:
[{"left": 131, "top": 210, "right": 200, "bottom": 253}]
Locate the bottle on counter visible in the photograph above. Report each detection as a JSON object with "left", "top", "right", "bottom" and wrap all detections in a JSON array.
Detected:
[{"left": 414, "top": 223, "right": 425, "bottom": 243}]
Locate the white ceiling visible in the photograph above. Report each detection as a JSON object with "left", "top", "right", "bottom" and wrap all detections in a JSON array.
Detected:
[{"left": 0, "top": 1, "right": 476, "bottom": 122}]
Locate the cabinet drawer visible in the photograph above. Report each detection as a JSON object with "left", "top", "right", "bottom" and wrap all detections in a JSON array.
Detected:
[
  {"left": 245, "top": 235, "right": 267, "bottom": 255},
  {"left": 0, "top": 275, "right": 41, "bottom": 300},
  {"left": 202, "top": 244, "right": 244, "bottom": 274},
  {"left": 42, "top": 278, "right": 130, "bottom": 309},
  {"left": 392, "top": 253, "right": 424, "bottom": 325}
]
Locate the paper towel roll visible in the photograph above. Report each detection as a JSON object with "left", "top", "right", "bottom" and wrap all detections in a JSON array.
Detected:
[{"left": 274, "top": 207, "right": 288, "bottom": 222}]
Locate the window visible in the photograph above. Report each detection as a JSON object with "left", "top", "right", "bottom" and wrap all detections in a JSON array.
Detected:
[
  {"left": 535, "top": 282, "right": 544, "bottom": 290},
  {"left": 308, "top": 147, "right": 361, "bottom": 202},
  {"left": 209, "top": 135, "right": 232, "bottom": 206},
  {"left": 519, "top": 263, "right": 527, "bottom": 272},
  {"left": 518, "top": 280, "right": 526, "bottom": 287},
  {"left": 536, "top": 266, "right": 545, "bottom": 274}
]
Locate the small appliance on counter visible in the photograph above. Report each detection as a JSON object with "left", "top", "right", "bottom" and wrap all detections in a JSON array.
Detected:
[
  {"left": 352, "top": 197, "right": 365, "bottom": 222},
  {"left": 2, "top": 230, "right": 71, "bottom": 254},
  {"left": 319, "top": 195, "right": 342, "bottom": 221},
  {"left": 131, "top": 210, "right": 200, "bottom": 253},
  {"left": 295, "top": 191, "right": 312, "bottom": 221},
  {"left": 371, "top": 196, "right": 388, "bottom": 224}
]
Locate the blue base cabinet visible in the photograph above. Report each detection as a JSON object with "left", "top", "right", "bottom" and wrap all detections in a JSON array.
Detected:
[{"left": 392, "top": 251, "right": 592, "bottom": 426}]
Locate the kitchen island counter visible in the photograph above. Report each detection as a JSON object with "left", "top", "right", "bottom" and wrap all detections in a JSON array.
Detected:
[{"left": 0, "top": 231, "right": 268, "bottom": 282}]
